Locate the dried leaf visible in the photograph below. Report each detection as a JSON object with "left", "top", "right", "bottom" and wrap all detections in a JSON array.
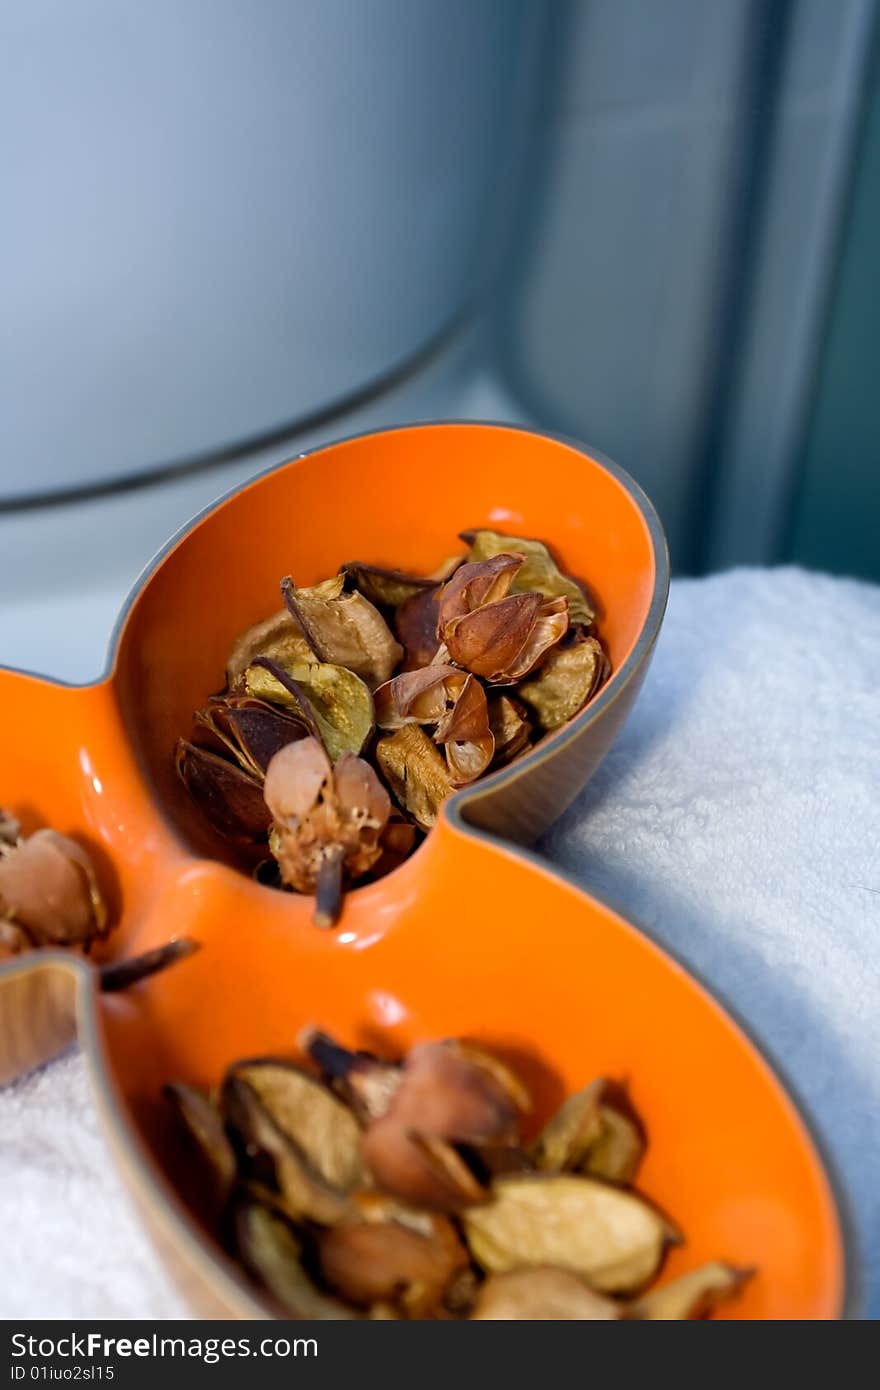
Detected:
[
  {"left": 226, "top": 610, "right": 314, "bottom": 689},
  {"left": 282, "top": 575, "right": 402, "bottom": 687},
  {"left": 226, "top": 1061, "right": 366, "bottom": 1193},
  {"left": 487, "top": 695, "right": 532, "bottom": 765},
  {"left": 517, "top": 632, "right": 607, "bottom": 731},
  {"left": 222, "top": 1074, "right": 353, "bottom": 1226},
  {"left": 462, "top": 528, "right": 595, "bottom": 626},
  {"left": 375, "top": 725, "right": 454, "bottom": 830},
  {"left": 629, "top": 1262, "right": 753, "bottom": 1320},
  {"left": 176, "top": 739, "right": 272, "bottom": 844},
  {"left": 263, "top": 738, "right": 391, "bottom": 896},
  {"left": 246, "top": 660, "right": 373, "bottom": 761},
  {"left": 462, "top": 1174, "right": 672, "bottom": 1293},
  {"left": 164, "top": 1083, "right": 237, "bottom": 1209},
  {"left": 0, "top": 828, "right": 108, "bottom": 949},
  {"left": 318, "top": 1205, "right": 469, "bottom": 1316},
  {"left": 235, "top": 1203, "right": 357, "bottom": 1319},
  {"left": 472, "top": 1267, "right": 620, "bottom": 1321}
]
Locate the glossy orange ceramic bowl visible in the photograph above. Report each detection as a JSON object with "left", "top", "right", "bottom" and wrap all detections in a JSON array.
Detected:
[{"left": 0, "top": 424, "right": 854, "bottom": 1318}]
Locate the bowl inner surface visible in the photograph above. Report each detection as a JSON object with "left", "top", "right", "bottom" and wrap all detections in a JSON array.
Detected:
[{"left": 111, "top": 424, "right": 658, "bottom": 860}]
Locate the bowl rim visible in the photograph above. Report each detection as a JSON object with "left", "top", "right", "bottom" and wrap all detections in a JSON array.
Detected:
[{"left": 0, "top": 421, "right": 670, "bottom": 703}]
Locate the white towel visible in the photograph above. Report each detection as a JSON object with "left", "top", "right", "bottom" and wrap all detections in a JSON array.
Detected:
[{"left": 2, "top": 566, "right": 878, "bottom": 1318}]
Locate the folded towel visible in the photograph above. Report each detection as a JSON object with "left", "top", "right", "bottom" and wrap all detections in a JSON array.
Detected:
[{"left": 2, "top": 566, "right": 878, "bottom": 1317}]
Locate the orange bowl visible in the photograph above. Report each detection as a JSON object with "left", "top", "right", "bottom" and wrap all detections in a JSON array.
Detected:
[{"left": 0, "top": 424, "right": 854, "bottom": 1318}]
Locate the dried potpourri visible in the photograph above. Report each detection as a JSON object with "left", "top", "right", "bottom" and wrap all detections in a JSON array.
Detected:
[
  {"left": 0, "top": 809, "right": 109, "bottom": 958},
  {"left": 175, "top": 529, "right": 610, "bottom": 924},
  {"left": 165, "top": 1033, "right": 754, "bottom": 1320}
]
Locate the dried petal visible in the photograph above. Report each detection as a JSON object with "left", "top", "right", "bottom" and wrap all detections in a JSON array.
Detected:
[
  {"left": 462, "top": 1174, "right": 673, "bottom": 1293},
  {"left": 164, "top": 1083, "right": 237, "bottom": 1210},
  {"left": 235, "top": 1203, "right": 357, "bottom": 1319},
  {"left": 375, "top": 726, "right": 454, "bottom": 830},
  {"left": 341, "top": 562, "right": 437, "bottom": 610},
  {"left": 462, "top": 528, "right": 595, "bottom": 627},
  {"left": 282, "top": 575, "right": 402, "bottom": 687},
  {"left": 629, "top": 1262, "right": 753, "bottom": 1320},
  {"left": 395, "top": 585, "right": 443, "bottom": 669},
  {"left": 472, "top": 1267, "right": 620, "bottom": 1321},
  {"left": 517, "top": 632, "right": 608, "bottom": 731},
  {"left": 487, "top": 695, "right": 532, "bottom": 765},
  {"left": 0, "top": 828, "right": 108, "bottom": 949},
  {"left": 226, "top": 609, "right": 314, "bottom": 689},
  {"left": 176, "top": 739, "right": 272, "bottom": 844},
  {"left": 263, "top": 739, "right": 391, "bottom": 896},
  {"left": 318, "top": 1205, "right": 468, "bottom": 1316},
  {"left": 226, "top": 1061, "right": 366, "bottom": 1192},
  {"left": 222, "top": 1074, "right": 353, "bottom": 1226},
  {"left": 246, "top": 660, "right": 373, "bottom": 761}
]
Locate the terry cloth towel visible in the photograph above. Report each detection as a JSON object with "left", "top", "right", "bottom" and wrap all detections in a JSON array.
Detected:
[{"left": 1, "top": 566, "right": 878, "bottom": 1318}]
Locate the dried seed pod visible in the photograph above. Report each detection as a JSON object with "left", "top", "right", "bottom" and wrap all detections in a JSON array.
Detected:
[
  {"left": 461, "top": 528, "right": 595, "bottom": 627},
  {"left": 585, "top": 1104, "right": 645, "bottom": 1185},
  {"left": 433, "top": 674, "right": 494, "bottom": 785},
  {"left": 395, "top": 585, "right": 443, "bottom": 669},
  {"left": 301, "top": 1029, "right": 402, "bottom": 1123},
  {"left": 164, "top": 1083, "right": 237, "bottom": 1210},
  {"left": 444, "top": 592, "right": 570, "bottom": 684},
  {"left": 263, "top": 739, "right": 391, "bottom": 921},
  {"left": 516, "top": 632, "right": 608, "bottom": 731},
  {"left": 193, "top": 695, "right": 311, "bottom": 780},
  {"left": 437, "top": 552, "right": 524, "bottom": 627},
  {"left": 374, "top": 725, "right": 454, "bottom": 830},
  {"left": 245, "top": 660, "right": 374, "bottom": 761},
  {"left": 281, "top": 575, "right": 402, "bottom": 687},
  {"left": 471, "top": 1267, "right": 620, "bottom": 1321},
  {"left": 361, "top": 1039, "right": 529, "bottom": 1212},
  {"left": 226, "top": 1060, "right": 366, "bottom": 1193},
  {"left": 340, "top": 562, "right": 437, "bottom": 610},
  {"left": 0, "top": 827, "right": 108, "bottom": 951},
  {"left": 487, "top": 695, "right": 532, "bottom": 765},
  {"left": 176, "top": 739, "right": 272, "bottom": 845},
  {"left": 375, "top": 666, "right": 494, "bottom": 786},
  {"left": 462, "top": 1174, "right": 674, "bottom": 1293},
  {"left": 222, "top": 1074, "right": 353, "bottom": 1226},
  {"left": 629, "top": 1263, "right": 753, "bottom": 1320},
  {"left": 226, "top": 610, "right": 315, "bottom": 689},
  {"left": 370, "top": 814, "right": 419, "bottom": 879},
  {"left": 529, "top": 1079, "right": 605, "bottom": 1171},
  {"left": 235, "top": 1203, "right": 357, "bottom": 1319},
  {"left": 318, "top": 1202, "right": 469, "bottom": 1316}
]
